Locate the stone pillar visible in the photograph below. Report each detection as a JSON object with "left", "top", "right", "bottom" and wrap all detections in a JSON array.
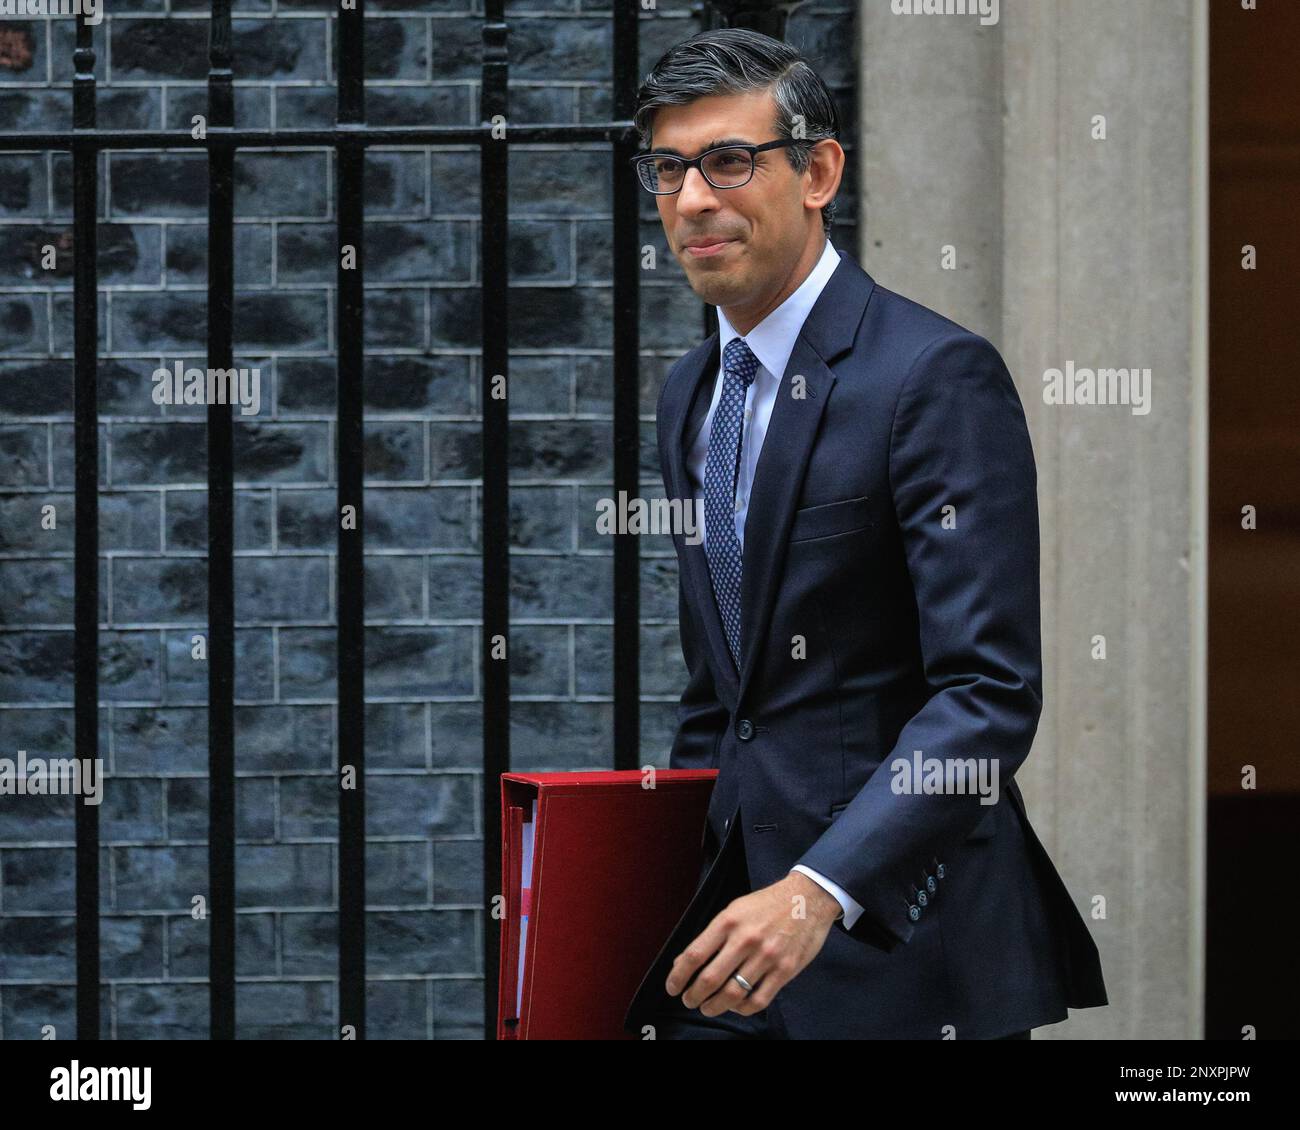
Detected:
[{"left": 858, "top": 0, "right": 1208, "bottom": 1039}]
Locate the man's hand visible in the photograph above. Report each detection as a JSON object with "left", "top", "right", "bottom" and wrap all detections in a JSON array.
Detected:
[{"left": 664, "top": 871, "right": 841, "bottom": 1017}]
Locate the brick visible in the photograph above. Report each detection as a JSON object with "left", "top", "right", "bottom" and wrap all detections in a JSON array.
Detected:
[
  {"left": 0, "top": 424, "right": 48, "bottom": 487},
  {"left": 111, "top": 558, "right": 207, "bottom": 624},
  {"left": 364, "top": 554, "right": 424, "bottom": 620},
  {"left": 280, "top": 910, "right": 336, "bottom": 976},
  {"left": 234, "top": 705, "right": 334, "bottom": 772},
  {"left": 0, "top": 154, "right": 52, "bottom": 218},
  {"left": 575, "top": 622, "right": 684, "bottom": 698},
  {"left": 505, "top": 484, "right": 573, "bottom": 550},
  {"left": 362, "top": 151, "right": 427, "bottom": 217},
  {"left": 509, "top": 150, "right": 611, "bottom": 217},
  {"left": 366, "top": 701, "right": 428, "bottom": 770},
  {"left": 276, "top": 220, "right": 471, "bottom": 285},
  {"left": 162, "top": 627, "right": 275, "bottom": 703},
  {"left": 0, "top": 917, "right": 75, "bottom": 982},
  {"left": 168, "top": 911, "right": 276, "bottom": 978},
  {"left": 494, "top": 354, "right": 572, "bottom": 415},
  {"left": 427, "top": 703, "right": 480, "bottom": 769},
  {"left": 352, "top": 17, "right": 428, "bottom": 83},
  {"left": 426, "top": 555, "right": 479, "bottom": 619},
  {"left": 0, "top": 360, "right": 71, "bottom": 416},
  {"left": 235, "top": 843, "right": 333, "bottom": 907},
  {"left": 114, "top": 984, "right": 209, "bottom": 1039},
  {"left": 508, "top": 701, "right": 612, "bottom": 772},
  {"left": 0, "top": 631, "right": 73, "bottom": 703},
  {"left": 102, "top": 777, "right": 165, "bottom": 843},
  {"left": 3, "top": 846, "right": 77, "bottom": 911},
  {"left": 0, "top": 789, "right": 74, "bottom": 844},
  {"left": 367, "top": 840, "right": 431, "bottom": 903},
  {"left": 432, "top": 838, "right": 482, "bottom": 904},
  {"left": 164, "top": 489, "right": 273, "bottom": 552},
  {"left": 508, "top": 553, "right": 612, "bottom": 619},
  {"left": 0, "top": 558, "right": 73, "bottom": 625},
  {"left": 432, "top": 976, "right": 483, "bottom": 1039},
  {"left": 276, "top": 83, "right": 468, "bottom": 130},
  {"left": 113, "top": 708, "right": 209, "bottom": 774},
  {"left": 113, "top": 844, "right": 210, "bottom": 911},
  {"left": 101, "top": 915, "right": 166, "bottom": 980},
  {"left": 367, "top": 977, "right": 429, "bottom": 1039},
  {"left": 163, "top": 776, "right": 276, "bottom": 840},
  {"left": 164, "top": 223, "right": 275, "bottom": 287},
  {"left": 0, "top": 294, "right": 47, "bottom": 353},
  {"left": 277, "top": 354, "right": 473, "bottom": 416},
  {"left": 165, "top": 85, "right": 272, "bottom": 132},
  {"left": 99, "top": 630, "right": 164, "bottom": 700},
  {"left": 277, "top": 774, "right": 337, "bottom": 839},
  {"left": 233, "top": 556, "right": 332, "bottom": 621},
  {"left": 364, "top": 287, "right": 427, "bottom": 350},
  {"left": 237, "top": 152, "right": 332, "bottom": 218},
  {"left": 235, "top": 980, "right": 334, "bottom": 1039},
  {"left": 509, "top": 624, "right": 570, "bottom": 696},
  {"left": 366, "top": 908, "right": 477, "bottom": 975},
  {"left": 366, "top": 626, "right": 476, "bottom": 698},
  {"left": 0, "top": 708, "right": 76, "bottom": 769},
  {"left": 366, "top": 771, "right": 476, "bottom": 838}
]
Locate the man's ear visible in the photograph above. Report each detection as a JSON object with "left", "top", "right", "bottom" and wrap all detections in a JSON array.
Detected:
[{"left": 806, "top": 139, "right": 845, "bottom": 213}]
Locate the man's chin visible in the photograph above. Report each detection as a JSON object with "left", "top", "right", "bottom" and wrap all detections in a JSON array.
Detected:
[{"left": 683, "top": 262, "right": 748, "bottom": 306}]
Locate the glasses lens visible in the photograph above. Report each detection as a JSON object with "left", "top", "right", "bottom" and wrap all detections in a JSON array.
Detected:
[
  {"left": 639, "top": 156, "right": 684, "bottom": 193},
  {"left": 701, "top": 148, "right": 754, "bottom": 187}
]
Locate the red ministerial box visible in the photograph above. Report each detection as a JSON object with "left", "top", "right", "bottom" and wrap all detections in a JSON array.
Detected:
[{"left": 497, "top": 769, "right": 718, "bottom": 1040}]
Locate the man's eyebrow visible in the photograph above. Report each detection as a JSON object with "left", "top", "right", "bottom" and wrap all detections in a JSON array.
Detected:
[{"left": 649, "top": 137, "right": 756, "bottom": 157}]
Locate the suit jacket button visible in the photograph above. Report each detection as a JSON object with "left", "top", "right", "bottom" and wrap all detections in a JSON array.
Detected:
[
  {"left": 736, "top": 718, "right": 755, "bottom": 741},
  {"left": 908, "top": 904, "right": 921, "bottom": 922},
  {"left": 917, "top": 890, "right": 928, "bottom": 907},
  {"left": 925, "top": 875, "right": 937, "bottom": 894},
  {"left": 936, "top": 863, "right": 945, "bottom": 880}
]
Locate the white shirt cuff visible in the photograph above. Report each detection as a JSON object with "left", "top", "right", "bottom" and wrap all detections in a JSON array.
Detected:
[{"left": 790, "top": 865, "right": 866, "bottom": 930}]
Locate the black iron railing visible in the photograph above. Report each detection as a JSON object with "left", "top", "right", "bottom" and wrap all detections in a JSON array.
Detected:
[{"left": 0, "top": 0, "right": 795, "bottom": 1041}]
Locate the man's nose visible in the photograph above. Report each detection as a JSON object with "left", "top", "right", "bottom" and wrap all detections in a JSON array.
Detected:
[{"left": 675, "top": 165, "right": 720, "bottom": 218}]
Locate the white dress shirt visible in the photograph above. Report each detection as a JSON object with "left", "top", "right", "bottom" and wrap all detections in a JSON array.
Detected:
[{"left": 684, "top": 237, "right": 866, "bottom": 931}]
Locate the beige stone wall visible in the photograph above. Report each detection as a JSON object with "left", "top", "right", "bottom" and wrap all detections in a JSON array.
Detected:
[{"left": 856, "top": 0, "right": 1208, "bottom": 1039}]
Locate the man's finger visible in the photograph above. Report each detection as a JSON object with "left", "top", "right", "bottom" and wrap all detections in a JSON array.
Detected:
[
  {"left": 663, "top": 908, "right": 734, "bottom": 996},
  {"left": 730, "top": 959, "right": 790, "bottom": 1015},
  {"left": 684, "top": 934, "right": 765, "bottom": 1012}
]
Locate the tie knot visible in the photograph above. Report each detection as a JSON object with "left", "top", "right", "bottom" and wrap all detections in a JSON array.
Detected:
[{"left": 723, "top": 338, "right": 760, "bottom": 388}]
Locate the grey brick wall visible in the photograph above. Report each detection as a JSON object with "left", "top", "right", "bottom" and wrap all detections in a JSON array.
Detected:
[{"left": 0, "top": 2, "right": 857, "bottom": 1039}]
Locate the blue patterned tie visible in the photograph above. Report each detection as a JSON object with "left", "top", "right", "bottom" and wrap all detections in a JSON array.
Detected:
[{"left": 704, "top": 338, "right": 761, "bottom": 671}]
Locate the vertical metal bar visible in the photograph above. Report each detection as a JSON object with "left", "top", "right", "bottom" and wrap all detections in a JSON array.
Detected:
[
  {"left": 611, "top": 1, "right": 641, "bottom": 771},
  {"left": 336, "top": 0, "right": 367, "bottom": 1040},
  {"left": 206, "top": 0, "right": 237, "bottom": 1041},
  {"left": 480, "top": 0, "right": 509, "bottom": 1039},
  {"left": 71, "top": 12, "right": 100, "bottom": 1042}
]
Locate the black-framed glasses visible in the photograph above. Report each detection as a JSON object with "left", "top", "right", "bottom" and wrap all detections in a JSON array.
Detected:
[{"left": 630, "top": 138, "right": 801, "bottom": 195}]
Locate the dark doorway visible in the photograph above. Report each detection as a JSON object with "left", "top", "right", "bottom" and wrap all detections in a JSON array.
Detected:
[{"left": 1207, "top": 0, "right": 1300, "bottom": 1041}]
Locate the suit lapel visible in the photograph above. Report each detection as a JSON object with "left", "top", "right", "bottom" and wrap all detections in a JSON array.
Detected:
[
  {"left": 734, "top": 338, "right": 835, "bottom": 700},
  {"left": 661, "top": 332, "right": 740, "bottom": 701},
  {"left": 661, "top": 251, "right": 878, "bottom": 708}
]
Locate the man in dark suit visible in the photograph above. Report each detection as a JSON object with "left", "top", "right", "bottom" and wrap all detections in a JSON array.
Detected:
[{"left": 622, "top": 28, "right": 1108, "bottom": 1040}]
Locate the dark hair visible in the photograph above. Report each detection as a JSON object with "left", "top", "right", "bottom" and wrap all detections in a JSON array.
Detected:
[{"left": 632, "top": 27, "right": 841, "bottom": 235}]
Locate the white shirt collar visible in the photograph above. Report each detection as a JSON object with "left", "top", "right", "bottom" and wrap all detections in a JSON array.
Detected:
[{"left": 716, "top": 238, "right": 842, "bottom": 384}]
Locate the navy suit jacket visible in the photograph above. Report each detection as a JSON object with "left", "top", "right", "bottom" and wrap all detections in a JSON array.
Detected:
[{"left": 625, "top": 249, "right": 1107, "bottom": 1039}]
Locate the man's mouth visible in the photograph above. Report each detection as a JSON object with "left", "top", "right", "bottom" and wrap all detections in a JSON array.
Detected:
[{"left": 683, "top": 238, "right": 736, "bottom": 259}]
